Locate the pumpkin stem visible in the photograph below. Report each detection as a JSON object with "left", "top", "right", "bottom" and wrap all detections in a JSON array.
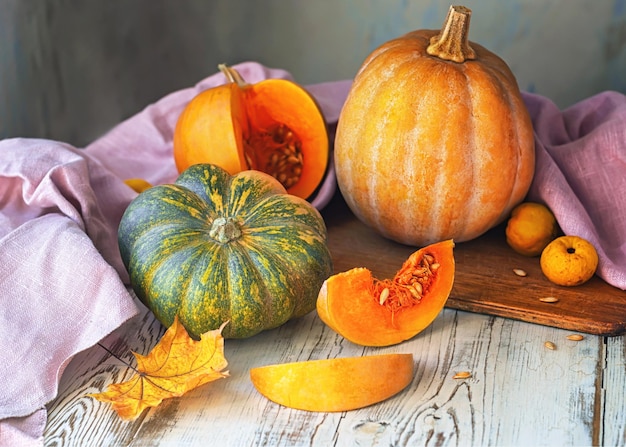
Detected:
[
  {"left": 426, "top": 5, "right": 476, "bottom": 63},
  {"left": 209, "top": 217, "right": 242, "bottom": 243},
  {"left": 218, "top": 63, "right": 248, "bottom": 87}
]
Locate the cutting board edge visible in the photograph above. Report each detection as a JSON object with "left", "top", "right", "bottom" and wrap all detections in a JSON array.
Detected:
[{"left": 445, "top": 298, "right": 626, "bottom": 337}]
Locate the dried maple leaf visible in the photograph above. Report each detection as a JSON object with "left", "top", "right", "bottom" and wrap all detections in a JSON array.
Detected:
[{"left": 90, "top": 316, "right": 229, "bottom": 420}]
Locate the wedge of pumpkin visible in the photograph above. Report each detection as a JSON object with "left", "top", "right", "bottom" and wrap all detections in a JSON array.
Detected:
[
  {"left": 250, "top": 353, "right": 414, "bottom": 412},
  {"left": 317, "top": 239, "right": 455, "bottom": 347}
]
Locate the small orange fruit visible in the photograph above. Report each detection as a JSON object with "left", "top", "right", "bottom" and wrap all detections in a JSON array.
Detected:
[
  {"left": 506, "top": 202, "right": 558, "bottom": 256},
  {"left": 540, "top": 235, "right": 599, "bottom": 286},
  {"left": 124, "top": 178, "right": 153, "bottom": 193}
]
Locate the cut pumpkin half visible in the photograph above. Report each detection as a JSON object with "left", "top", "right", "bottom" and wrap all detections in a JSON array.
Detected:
[
  {"left": 173, "top": 64, "right": 329, "bottom": 200},
  {"left": 250, "top": 353, "right": 414, "bottom": 412}
]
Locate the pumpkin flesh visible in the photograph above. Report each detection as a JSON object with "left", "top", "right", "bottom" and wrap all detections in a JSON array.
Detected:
[
  {"left": 317, "top": 239, "right": 455, "bottom": 347},
  {"left": 174, "top": 65, "right": 329, "bottom": 200},
  {"left": 250, "top": 353, "right": 414, "bottom": 412}
]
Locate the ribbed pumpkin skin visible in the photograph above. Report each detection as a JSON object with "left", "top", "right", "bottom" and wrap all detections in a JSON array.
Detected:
[
  {"left": 118, "top": 164, "right": 333, "bottom": 339},
  {"left": 334, "top": 28, "right": 535, "bottom": 246}
]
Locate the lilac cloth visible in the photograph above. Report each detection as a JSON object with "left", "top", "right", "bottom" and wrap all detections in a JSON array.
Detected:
[
  {"left": 0, "top": 61, "right": 624, "bottom": 446},
  {"left": 524, "top": 91, "right": 626, "bottom": 288}
]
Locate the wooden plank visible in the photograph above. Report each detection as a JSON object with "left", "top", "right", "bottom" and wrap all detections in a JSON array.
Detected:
[
  {"left": 602, "top": 336, "right": 626, "bottom": 445},
  {"left": 332, "top": 311, "right": 601, "bottom": 446},
  {"left": 44, "top": 311, "right": 164, "bottom": 446},
  {"left": 321, "top": 195, "right": 626, "bottom": 336},
  {"left": 130, "top": 312, "right": 355, "bottom": 446},
  {"left": 45, "top": 305, "right": 603, "bottom": 446}
]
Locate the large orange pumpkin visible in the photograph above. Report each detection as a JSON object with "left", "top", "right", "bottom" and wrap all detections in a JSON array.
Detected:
[
  {"left": 174, "top": 64, "right": 329, "bottom": 201},
  {"left": 334, "top": 5, "right": 535, "bottom": 246}
]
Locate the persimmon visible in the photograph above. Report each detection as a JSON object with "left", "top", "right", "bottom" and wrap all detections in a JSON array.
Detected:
[
  {"left": 540, "top": 235, "right": 598, "bottom": 286},
  {"left": 506, "top": 202, "right": 558, "bottom": 256}
]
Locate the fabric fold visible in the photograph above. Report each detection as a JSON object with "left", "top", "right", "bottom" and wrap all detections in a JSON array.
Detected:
[
  {"left": 0, "top": 139, "right": 140, "bottom": 446},
  {"left": 524, "top": 91, "right": 626, "bottom": 288}
]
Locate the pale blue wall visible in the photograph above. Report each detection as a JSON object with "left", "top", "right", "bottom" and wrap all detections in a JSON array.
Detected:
[{"left": 2, "top": 0, "right": 625, "bottom": 146}]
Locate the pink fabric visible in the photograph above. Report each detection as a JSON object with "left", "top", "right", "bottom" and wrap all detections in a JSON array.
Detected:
[
  {"left": 0, "top": 140, "right": 141, "bottom": 446},
  {"left": 0, "top": 61, "right": 625, "bottom": 445},
  {"left": 524, "top": 91, "right": 626, "bottom": 288}
]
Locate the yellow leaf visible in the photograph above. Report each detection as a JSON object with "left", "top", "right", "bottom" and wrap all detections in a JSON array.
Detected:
[{"left": 90, "top": 316, "right": 229, "bottom": 420}]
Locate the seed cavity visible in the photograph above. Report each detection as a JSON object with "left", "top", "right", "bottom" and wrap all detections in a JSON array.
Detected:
[
  {"left": 373, "top": 251, "right": 438, "bottom": 314},
  {"left": 247, "top": 123, "right": 304, "bottom": 189}
]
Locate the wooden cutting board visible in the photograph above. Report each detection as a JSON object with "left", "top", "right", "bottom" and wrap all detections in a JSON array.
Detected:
[{"left": 321, "top": 194, "right": 626, "bottom": 336}]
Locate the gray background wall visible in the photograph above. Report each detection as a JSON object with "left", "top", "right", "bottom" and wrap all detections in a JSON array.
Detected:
[{"left": 2, "top": 0, "right": 625, "bottom": 147}]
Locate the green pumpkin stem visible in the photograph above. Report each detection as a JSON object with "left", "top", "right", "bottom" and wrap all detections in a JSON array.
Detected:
[
  {"left": 426, "top": 5, "right": 476, "bottom": 63},
  {"left": 209, "top": 217, "right": 242, "bottom": 243},
  {"left": 218, "top": 63, "right": 248, "bottom": 87}
]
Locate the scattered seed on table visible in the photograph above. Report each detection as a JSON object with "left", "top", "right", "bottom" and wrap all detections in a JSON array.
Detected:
[
  {"left": 513, "top": 268, "right": 527, "bottom": 277},
  {"left": 453, "top": 371, "right": 472, "bottom": 379},
  {"left": 544, "top": 341, "right": 556, "bottom": 350},
  {"left": 539, "top": 296, "right": 559, "bottom": 303},
  {"left": 566, "top": 334, "right": 584, "bottom": 341}
]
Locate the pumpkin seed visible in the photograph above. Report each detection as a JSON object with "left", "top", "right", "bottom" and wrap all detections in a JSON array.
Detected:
[
  {"left": 244, "top": 151, "right": 256, "bottom": 170},
  {"left": 379, "top": 288, "right": 390, "bottom": 305},
  {"left": 407, "top": 285, "right": 422, "bottom": 299},
  {"left": 566, "top": 334, "right": 584, "bottom": 341},
  {"left": 423, "top": 254, "right": 435, "bottom": 264},
  {"left": 411, "top": 282, "right": 423, "bottom": 296},
  {"left": 544, "top": 341, "right": 556, "bottom": 350},
  {"left": 539, "top": 297, "right": 559, "bottom": 303},
  {"left": 453, "top": 371, "right": 472, "bottom": 379},
  {"left": 513, "top": 268, "right": 528, "bottom": 277}
]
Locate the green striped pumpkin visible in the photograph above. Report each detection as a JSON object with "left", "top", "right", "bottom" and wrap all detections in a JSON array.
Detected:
[{"left": 118, "top": 164, "right": 333, "bottom": 339}]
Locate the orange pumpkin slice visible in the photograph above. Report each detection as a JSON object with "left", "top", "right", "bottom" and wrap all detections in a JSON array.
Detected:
[
  {"left": 317, "top": 239, "right": 455, "bottom": 346},
  {"left": 174, "top": 64, "right": 329, "bottom": 200},
  {"left": 123, "top": 178, "right": 153, "bottom": 193},
  {"left": 250, "top": 353, "right": 413, "bottom": 412}
]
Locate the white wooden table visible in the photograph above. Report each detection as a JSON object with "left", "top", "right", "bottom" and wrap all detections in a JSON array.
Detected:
[
  {"left": 44, "top": 196, "right": 626, "bottom": 447},
  {"left": 44, "top": 302, "right": 626, "bottom": 446}
]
